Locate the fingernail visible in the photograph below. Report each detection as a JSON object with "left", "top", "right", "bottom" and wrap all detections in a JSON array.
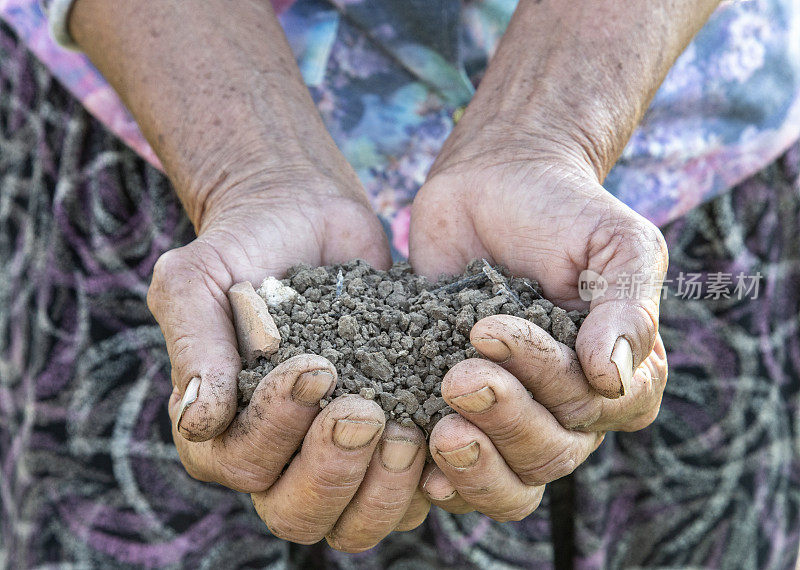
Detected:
[
  {"left": 292, "top": 370, "right": 335, "bottom": 405},
  {"left": 438, "top": 441, "right": 480, "bottom": 469},
  {"left": 422, "top": 468, "right": 457, "bottom": 501},
  {"left": 380, "top": 438, "right": 420, "bottom": 472},
  {"left": 472, "top": 338, "right": 511, "bottom": 363},
  {"left": 451, "top": 386, "right": 497, "bottom": 413},
  {"left": 177, "top": 376, "right": 201, "bottom": 432},
  {"left": 333, "top": 419, "right": 382, "bottom": 449},
  {"left": 611, "top": 336, "right": 634, "bottom": 396}
]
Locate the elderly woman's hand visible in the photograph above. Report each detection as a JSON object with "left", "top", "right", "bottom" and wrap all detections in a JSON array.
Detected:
[
  {"left": 69, "top": 0, "right": 432, "bottom": 551},
  {"left": 147, "top": 171, "right": 431, "bottom": 551},
  {"left": 405, "top": 0, "right": 712, "bottom": 517},
  {"left": 409, "top": 135, "right": 669, "bottom": 518},
  {"left": 418, "top": 335, "right": 666, "bottom": 518}
]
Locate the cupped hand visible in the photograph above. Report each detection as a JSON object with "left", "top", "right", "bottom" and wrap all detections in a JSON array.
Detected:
[
  {"left": 419, "top": 316, "right": 666, "bottom": 519},
  {"left": 147, "top": 170, "right": 429, "bottom": 550},
  {"left": 409, "top": 123, "right": 669, "bottom": 519}
]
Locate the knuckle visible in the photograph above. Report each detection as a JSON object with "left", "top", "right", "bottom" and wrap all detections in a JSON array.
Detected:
[
  {"left": 326, "top": 537, "right": 374, "bottom": 554},
  {"left": 219, "top": 472, "right": 265, "bottom": 494},
  {"left": 447, "top": 471, "right": 496, "bottom": 499},
  {"left": 210, "top": 452, "right": 272, "bottom": 493},
  {"left": 481, "top": 408, "right": 527, "bottom": 449},
  {"left": 518, "top": 447, "right": 579, "bottom": 486},
  {"left": 244, "top": 406, "right": 307, "bottom": 448},
  {"left": 488, "top": 488, "right": 543, "bottom": 522},
  {"left": 357, "top": 489, "right": 412, "bottom": 515},
  {"left": 550, "top": 397, "right": 603, "bottom": 430},
  {"left": 623, "top": 402, "right": 663, "bottom": 432},
  {"left": 626, "top": 215, "right": 668, "bottom": 266},
  {"left": 591, "top": 212, "right": 668, "bottom": 277},
  {"left": 176, "top": 448, "right": 220, "bottom": 486},
  {"left": 147, "top": 242, "right": 231, "bottom": 317},
  {"left": 149, "top": 247, "right": 194, "bottom": 291},
  {"left": 313, "top": 462, "right": 366, "bottom": 496},
  {"left": 147, "top": 249, "right": 182, "bottom": 313},
  {"left": 180, "top": 458, "right": 209, "bottom": 483},
  {"left": 396, "top": 506, "right": 431, "bottom": 532},
  {"left": 492, "top": 503, "right": 536, "bottom": 523},
  {"left": 152, "top": 247, "right": 182, "bottom": 278},
  {"left": 170, "top": 332, "right": 195, "bottom": 364},
  {"left": 326, "top": 529, "right": 382, "bottom": 553},
  {"left": 264, "top": 515, "right": 321, "bottom": 545},
  {"left": 256, "top": 496, "right": 328, "bottom": 545}
]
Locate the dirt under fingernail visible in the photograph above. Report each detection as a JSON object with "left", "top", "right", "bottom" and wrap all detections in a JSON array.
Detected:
[{"left": 236, "top": 259, "right": 585, "bottom": 438}]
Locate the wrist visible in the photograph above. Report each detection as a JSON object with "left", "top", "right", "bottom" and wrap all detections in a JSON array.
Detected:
[
  {"left": 435, "top": 55, "right": 627, "bottom": 184},
  {"left": 69, "top": 0, "right": 368, "bottom": 232},
  {"left": 430, "top": 110, "right": 603, "bottom": 185},
  {"left": 434, "top": 0, "right": 721, "bottom": 183},
  {"left": 189, "top": 154, "right": 371, "bottom": 235}
]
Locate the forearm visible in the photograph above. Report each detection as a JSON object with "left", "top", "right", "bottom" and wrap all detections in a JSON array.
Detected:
[
  {"left": 446, "top": 0, "right": 721, "bottom": 180},
  {"left": 70, "top": 0, "right": 360, "bottom": 230}
]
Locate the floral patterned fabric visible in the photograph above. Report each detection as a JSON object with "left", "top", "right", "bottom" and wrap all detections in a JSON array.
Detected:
[
  {"left": 1, "top": 2, "right": 800, "bottom": 569},
  {"left": 1, "top": 0, "right": 800, "bottom": 256}
]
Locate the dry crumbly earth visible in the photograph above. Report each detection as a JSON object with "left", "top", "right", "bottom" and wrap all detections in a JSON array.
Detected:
[{"left": 238, "top": 259, "right": 585, "bottom": 436}]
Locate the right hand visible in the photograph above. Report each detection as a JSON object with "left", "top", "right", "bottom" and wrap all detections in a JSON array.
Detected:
[{"left": 147, "top": 170, "right": 430, "bottom": 551}]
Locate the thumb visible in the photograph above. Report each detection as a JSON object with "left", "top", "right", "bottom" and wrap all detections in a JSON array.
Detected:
[
  {"left": 148, "top": 242, "right": 240, "bottom": 442},
  {"left": 575, "top": 206, "right": 668, "bottom": 399}
]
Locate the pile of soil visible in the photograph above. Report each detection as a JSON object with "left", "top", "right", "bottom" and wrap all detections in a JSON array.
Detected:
[{"left": 238, "top": 259, "right": 585, "bottom": 435}]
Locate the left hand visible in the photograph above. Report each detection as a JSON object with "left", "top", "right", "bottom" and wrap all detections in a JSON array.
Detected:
[
  {"left": 408, "top": 120, "right": 669, "bottom": 520},
  {"left": 147, "top": 172, "right": 431, "bottom": 550}
]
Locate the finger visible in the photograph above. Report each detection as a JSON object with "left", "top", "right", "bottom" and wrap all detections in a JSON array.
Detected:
[
  {"left": 440, "top": 359, "right": 602, "bottom": 485},
  {"left": 429, "top": 414, "right": 545, "bottom": 522},
  {"left": 576, "top": 210, "right": 668, "bottom": 398},
  {"left": 472, "top": 315, "right": 668, "bottom": 431},
  {"left": 395, "top": 489, "right": 432, "bottom": 531},
  {"left": 168, "top": 354, "right": 336, "bottom": 492},
  {"left": 148, "top": 242, "right": 240, "bottom": 441},
  {"left": 251, "top": 395, "right": 385, "bottom": 545},
  {"left": 420, "top": 464, "right": 473, "bottom": 515},
  {"left": 326, "top": 422, "right": 426, "bottom": 552}
]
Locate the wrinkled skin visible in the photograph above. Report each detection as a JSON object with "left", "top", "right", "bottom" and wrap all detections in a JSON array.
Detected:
[
  {"left": 409, "top": 124, "right": 669, "bottom": 519},
  {"left": 147, "top": 176, "right": 431, "bottom": 552},
  {"left": 71, "top": 0, "right": 706, "bottom": 550}
]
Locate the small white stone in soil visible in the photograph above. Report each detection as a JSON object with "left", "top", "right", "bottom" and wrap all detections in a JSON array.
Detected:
[{"left": 258, "top": 276, "right": 299, "bottom": 307}]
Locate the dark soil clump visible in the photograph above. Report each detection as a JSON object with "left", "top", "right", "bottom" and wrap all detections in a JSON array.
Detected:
[{"left": 238, "top": 259, "right": 585, "bottom": 436}]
